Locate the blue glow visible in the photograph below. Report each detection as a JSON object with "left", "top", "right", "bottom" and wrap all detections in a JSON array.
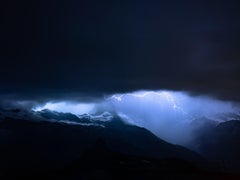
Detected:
[
  {"left": 33, "top": 102, "right": 96, "bottom": 115},
  {"left": 109, "top": 90, "right": 239, "bottom": 145},
  {"left": 32, "top": 90, "right": 240, "bottom": 146},
  {"left": 109, "top": 90, "right": 237, "bottom": 121}
]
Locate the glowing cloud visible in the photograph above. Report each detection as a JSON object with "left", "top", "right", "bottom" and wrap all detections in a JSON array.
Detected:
[
  {"left": 109, "top": 90, "right": 237, "bottom": 121},
  {"left": 108, "top": 90, "right": 239, "bottom": 145},
  {"left": 32, "top": 90, "right": 240, "bottom": 147},
  {"left": 33, "top": 102, "right": 96, "bottom": 115}
]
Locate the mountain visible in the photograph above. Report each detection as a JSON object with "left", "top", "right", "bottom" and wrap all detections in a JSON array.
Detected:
[
  {"left": 1, "top": 109, "right": 240, "bottom": 179},
  {"left": 0, "top": 109, "right": 205, "bottom": 174},
  {"left": 196, "top": 120, "right": 240, "bottom": 172}
]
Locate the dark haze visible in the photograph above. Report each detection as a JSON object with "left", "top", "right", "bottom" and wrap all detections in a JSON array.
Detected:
[{"left": 1, "top": 0, "right": 240, "bottom": 101}]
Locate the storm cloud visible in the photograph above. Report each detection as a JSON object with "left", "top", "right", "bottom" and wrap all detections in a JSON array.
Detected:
[
  {"left": 30, "top": 90, "right": 240, "bottom": 146},
  {"left": 1, "top": 0, "right": 240, "bottom": 101}
]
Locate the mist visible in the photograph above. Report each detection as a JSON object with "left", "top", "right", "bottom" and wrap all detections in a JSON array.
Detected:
[
  {"left": 27, "top": 90, "right": 240, "bottom": 147},
  {"left": 108, "top": 91, "right": 240, "bottom": 146}
]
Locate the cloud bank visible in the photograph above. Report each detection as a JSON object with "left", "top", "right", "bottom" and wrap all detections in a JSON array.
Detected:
[{"left": 29, "top": 90, "right": 240, "bottom": 147}]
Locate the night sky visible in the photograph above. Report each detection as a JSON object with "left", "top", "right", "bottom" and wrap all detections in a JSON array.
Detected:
[{"left": 1, "top": 0, "right": 240, "bottom": 101}]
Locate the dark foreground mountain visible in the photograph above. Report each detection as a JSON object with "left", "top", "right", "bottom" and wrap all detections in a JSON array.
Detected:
[
  {"left": 196, "top": 120, "right": 240, "bottom": 173},
  {"left": 0, "top": 109, "right": 240, "bottom": 179}
]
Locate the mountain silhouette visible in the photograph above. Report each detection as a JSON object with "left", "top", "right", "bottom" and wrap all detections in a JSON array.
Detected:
[{"left": 0, "top": 109, "right": 240, "bottom": 179}]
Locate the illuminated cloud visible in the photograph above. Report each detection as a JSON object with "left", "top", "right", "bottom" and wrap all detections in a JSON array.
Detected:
[
  {"left": 32, "top": 90, "right": 240, "bottom": 146},
  {"left": 108, "top": 90, "right": 240, "bottom": 145},
  {"left": 33, "top": 102, "right": 96, "bottom": 115},
  {"left": 109, "top": 90, "right": 238, "bottom": 120}
]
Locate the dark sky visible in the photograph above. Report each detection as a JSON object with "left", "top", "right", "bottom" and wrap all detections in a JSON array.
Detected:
[{"left": 1, "top": 0, "right": 240, "bottom": 101}]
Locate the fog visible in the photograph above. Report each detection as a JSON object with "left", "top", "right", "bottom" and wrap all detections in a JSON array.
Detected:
[
  {"left": 30, "top": 90, "right": 240, "bottom": 146},
  {"left": 33, "top": 102, "right": 96, "bottom": 115},
  {"left": 108, "top": 91, "right": 240, "bottom": 146}
]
